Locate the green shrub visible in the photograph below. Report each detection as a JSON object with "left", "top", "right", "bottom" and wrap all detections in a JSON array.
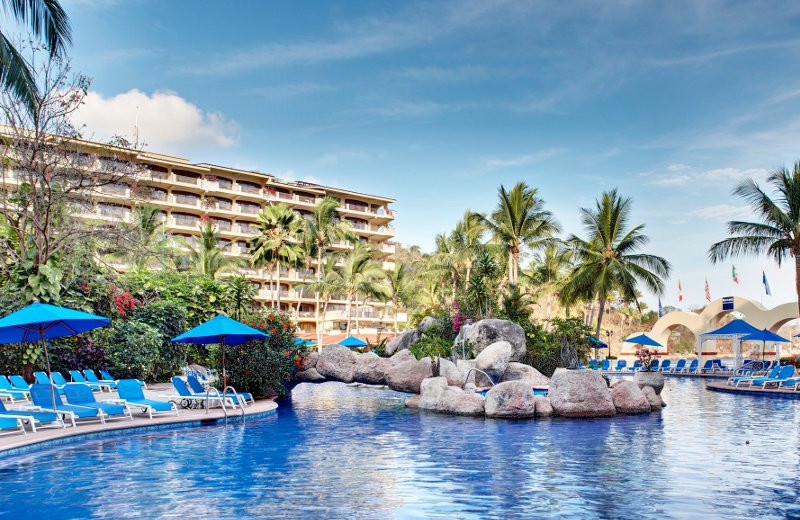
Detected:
[
  {"left": 130, "top": 300, "right": 188, "bottom": 380},
  {"left": 523, "top": 318, "right": 592, "bottom": 377},
  {"left": 97, "top": 320, "right": 161, "bottom": 381},
  {"left": 224, "top": 310, "right": 298, "bottom": 397}
]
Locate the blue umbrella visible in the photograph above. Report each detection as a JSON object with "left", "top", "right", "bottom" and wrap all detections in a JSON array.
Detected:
[
  {"left": 588, "top": 336, "right": 608, "bottom": 348},
  {"left": 743, "top": 329, "right": 790, "bottom": 361},
  {"left": 624, "top": 333, "right": 662, "bottom": 348},
  {"left": 0, "top": 302, "right": 111, "bottom": 411},
  {"left": 294, "top": 338, "right": 315, "bottom": 347},
  {"left": 339, "top": 335, "right": 368, "bottom": 348},
  {"left": 171, "top": 314, "right": 268, "bottom": 387}
]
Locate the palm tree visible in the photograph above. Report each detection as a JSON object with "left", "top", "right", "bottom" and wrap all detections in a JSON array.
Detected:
[
  {"left": 560, "top": 189, "right": 670, "bottom": 339},
  {"left": 709, "top": 164, "right": 800, "bottom": 316},
  {"left": 385, "top": 263, "right": 414, "bottom": 333},
  {"left": 250, "top": 203, "right": 304, "bottom": 309},
  {"left": 477, "top": 182, "right": 560, "bottom": 285},
  {"left": 0, "top": 0, "right": 71, "bottom": 116},
  {"left": 112, "top": 204, "right": 164, "bottom": 272},
  {"left": 432, "top": 232, "right": 460, "bottom": 299},
  {"left": 297, "top": 254, "right": 343, "bottom": 349},
  {"left": 522, "top": 239, "right": 573, "bottom": 325},
  {"left": 224, "top": 275, "right": 256, "bottom": 321},
  {"left": 452, "top": 210, "right": 486, "bottom": 284},
  {"left": 185, "top": 221, "right": 243, "bottom": 279},
  {"left": 303, "top": 197, "right": 355, "bottom": 343},
  {"left": 331, "top": 243, "right": 386, "bottom": 334}
]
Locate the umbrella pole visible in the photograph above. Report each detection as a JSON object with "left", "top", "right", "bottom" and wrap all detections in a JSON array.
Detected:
[
  {"left": 40, "top": 333, "right": 57, "bottom": 412},
  {"left": 221, "top": 336, "right": 227, "bottom": 393}
]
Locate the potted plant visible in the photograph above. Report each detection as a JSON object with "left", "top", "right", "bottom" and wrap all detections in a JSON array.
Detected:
[{"left": 633, "top": 346, "right": 664, "bottom": 394}]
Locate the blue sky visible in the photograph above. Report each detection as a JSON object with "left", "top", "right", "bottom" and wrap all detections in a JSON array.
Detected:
[{"left": 59, "top": 0, "right": 800, "bottom": 310}]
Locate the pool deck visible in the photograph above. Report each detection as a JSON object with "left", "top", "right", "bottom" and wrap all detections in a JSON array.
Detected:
[
  {"left": 705, "top": 381, "right": 800, "bottom": 399},
  {"left": 0, "top": 383, "right": 278, "bottom": 455}
]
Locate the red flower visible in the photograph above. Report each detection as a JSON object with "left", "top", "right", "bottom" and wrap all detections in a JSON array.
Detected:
[
  {"left": 271, "top": 328, "right": 276, "bottom": 334},
  {"left": 268, "top": 316, "right": 274, "bottom": 322},
  {"left": 283, "top": 322, "right": 289, "bottom": 329},
  {"left": 244, "top": 370, "right": 251, "bottom": 375},
  {"left": 284, "top": 351, "right": 290, "bottom": 357}
]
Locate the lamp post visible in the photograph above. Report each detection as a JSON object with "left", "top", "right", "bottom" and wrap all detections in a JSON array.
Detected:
[{"left": 606, "top": 330, "right": 613, "bottom": 360}]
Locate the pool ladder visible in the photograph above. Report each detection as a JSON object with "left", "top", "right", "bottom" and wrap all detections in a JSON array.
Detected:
[
  {"left": 204, "top": 385, "right": 246, "bottom": 425},
  {"left": 462, "top": 368, "right": 496, "bottom": 390}
]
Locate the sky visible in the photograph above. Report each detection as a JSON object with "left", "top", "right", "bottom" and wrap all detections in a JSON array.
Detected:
[{"left": 50, "top": 0, "right": 800, "bottom": 310}]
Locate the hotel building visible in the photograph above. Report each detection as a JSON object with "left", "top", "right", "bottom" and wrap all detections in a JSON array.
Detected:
[{"left": 3, "top": 136, "right": 404, "bottom": 335}]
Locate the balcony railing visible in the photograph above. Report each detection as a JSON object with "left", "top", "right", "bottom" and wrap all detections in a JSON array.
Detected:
[
  {"left": 213, "top": 220, "right": 232, "bottom": 231},
  {"left": 217, "top": 179, "right": 233, "bottom": 190},
  {"left": 239, "top": 204, "right": 260, "bottom": 214},
  {"left": 238, "top": 183, "right": 261, "bottom": 194},
  {"left": 100, "top": 184, "right": 127, "bottom": 196},
  {"left": 297, "top": 194, "right": 316, "bottom": 204},
  {"left": 174, "top": 173, "right": 199, "bottom": 185},
  {"left": 174, "top": 194, "right": 199, "bottom": 206},
  {"left": 215, "top": 201, "right": 232, "bottom": 211},
  {"left": 150, "top": 190, "right": 168, "bottom": 201},
  {"left": 173, "top": 216, "right": 199, "bottom": 227}
]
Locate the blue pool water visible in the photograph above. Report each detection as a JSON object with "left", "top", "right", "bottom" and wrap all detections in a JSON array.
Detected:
[{"left": 1, "top": 377, "right": 800, "bottom": 519}]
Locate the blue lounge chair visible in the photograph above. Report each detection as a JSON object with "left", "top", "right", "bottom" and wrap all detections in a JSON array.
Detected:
[
  {"left": 50, "top": 371, "right": 71, "bottom": 388},
  {"left": 69, "top": 370, "right": 105, "bottom": 391},
  {"left": 116, "top": 379, "right": 177, "bottom": 418},
  {"left": 750, "top": 365, "right": 796, "bottom": 389},
  {"left": 729, "top": 365, "right": 781, "bottom": 387},
  {"left": 0, "top": 376, "right": 29, "bottom": 403},
  {"left": 0, "top": 415, "right": 25, "bottom": 436},
  {"left": 8, "top": 375, "right": 30, "bottom": 391},
  {"left": 613, "top": 359, "right": 627, "bottom": 371},
  {"left": 29, "top": 384, "right": 101, "bottom": 426},
  {"left": 186, "top": 375, "right": 252, "bottom": 405},
  {"left": 600, "top": 359, "right": 610, "bottom": 370},
  {"left": 588, "top": 360, "right": 598, "bottom": 369},
  {"left": 670, "top": 359, "right": 686, "bottom": 373},
  {"left": 64, "top": 384, "right": 132, "bottom": 421},
  {"left": 628, "top": 360, "right": 642, "bottom": 371},
  {"left": 0, "top": 399, "right": 64, "bottom": 431},
  {"left": 84, "top": 369, "right": 117, "bottom": 390},
  {"left": 169, "top": 377, "right": 239, "bottom": 409},
  {"left": 659, "top": 359, "right": 671, "bottom": 372},
  {"left": 647, "top": 359, "right": 660, "bottom": 371},
  {"left": 685, "top": 359, "right": 699, "bottom": 373},
  {"left": 101, "top": 370, "right": 146, "bottom": 389},
  {"left": 698, "top": 360, "right": 715, "bottom": 373},
  {"left": 34, "top": 371, "right": 66, "bottom": 395}
]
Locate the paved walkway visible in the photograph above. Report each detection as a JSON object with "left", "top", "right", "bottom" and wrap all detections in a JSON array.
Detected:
[{"left": 0, "top": 382, "right": 278, "bottom": 454}]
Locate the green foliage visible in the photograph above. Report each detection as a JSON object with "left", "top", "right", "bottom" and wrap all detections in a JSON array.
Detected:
[
  {"left": 96, "top": 320, "right": 162, "bottom": 381},
  {"left": 130, "top": 300, "right": 188, "bottom": 381},
  {"left": 123, "top": 270, "right": 228, "bottom": 326},
  {"left": 225, "top": 310, "right": 299, "bottom": 397},
  {"left": 523, "top": 318, "right": 593, "bottom": 377},
  {"left": 224, "top": 275, "right": 256, "bottom": 321},
  {"left": 496, "top": 284, "right": 532, "bottom": 324}
]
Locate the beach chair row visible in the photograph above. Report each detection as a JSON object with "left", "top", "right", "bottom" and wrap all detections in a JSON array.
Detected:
[
  {"left": 595, "top": 358, "right": 736, "bottom": 373},
  {"left": 727, "top": 364, "right": 800, "bottom": 389}
]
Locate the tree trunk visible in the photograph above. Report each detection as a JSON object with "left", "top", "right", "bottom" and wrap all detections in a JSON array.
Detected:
[
  {"left": 394, "top": 298, "right": 399, "bottom": 334},
  {"left": 315, "top": 248, "right": 323, "bottom": 350},
  {"left": 275, "top": 261, "right": 282, "bottom": 309},
  {"left": 595, "top": 299, "right": 606, "bottom": 339},
  {"left": 268, "top": 267, "right": 275, "bottom": 308},
  {"left": 346, "top": 294, "right": 352, "bottom": 335},
  {"left": 508, "top": 251, "right": 515, "bottom": 285},
  {"left": 795, "top": 255, "right": 800, "bottom": 318},
  {"left": 355, "top": 295, "right": 361, "bottom": 335}
]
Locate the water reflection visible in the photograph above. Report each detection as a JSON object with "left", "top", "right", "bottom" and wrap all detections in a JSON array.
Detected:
[{"left": 1, "top": 379, "right": 800, "bottom": 519}]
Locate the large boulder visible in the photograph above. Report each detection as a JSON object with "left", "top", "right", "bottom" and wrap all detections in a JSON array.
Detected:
[
  {"left": 610, "top": 380, "right": 650, "bottom": 414},
  {"left": 302, "top": 351, "right": 319, "bottom": 370},
  {"left": 385, "top": 330, "right": 420, "bottom": 356},
  {"left": 634, "top": 371, "right": 665, "bottom": 395},
  {"left": 417, "top": 316, "right": 439, "bottom": 333},
  {"left": 404, "top": 394, "right": 420, "bottom": 408},
  {"left": 418, "top": 377, "right": 485, "bottom": 416},
  {"left": 439, "top": 358, "right": 464, "bottom": 387},
  {"left": 354, "top": 352, "right": 392, "bottom": 385},
  {"left": 475, "top": 341, "right": 513, "bottom": 386},
  {"left": 456, "top": 359, "right": 476, "bottom": 385},
  {"left": 296, "top": 367, "right": 326, "bottom": 383},
  {"left": 501, "top": 362, "right": 550, "bottom": 388},
  {"left": 316, "top": 345, "right": 357, "bottom": 383},
  {"left": 463, "top": 319, "right": 526, "bottom": 361},
  {"left": 484, "top": 381, "right": 537, "bottom": 418},
  {"left": 390, "top": 349, "right": 416, "bottom": 365},
  {"left": 548, "top": 369, "right": 616, "bottom": 418},
  {"left": 386, "top": 359, "right": 433, "bottom": 393},
  {"left": 534, "top": 395, "right": 554, "bottom": 417},
  {"left": 641, "top": 386, "right": 663, "bottom": 411}
]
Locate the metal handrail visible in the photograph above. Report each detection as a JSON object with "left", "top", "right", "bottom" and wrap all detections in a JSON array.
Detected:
[
  {"left": 205, "top": 386, "right": 227, "bottom": 424},
  {"left": 223, "top": 385, "right": 246, "bottom": 424},
  {"left": 463, "top": 368, "right": 496, "bottom": 389}
]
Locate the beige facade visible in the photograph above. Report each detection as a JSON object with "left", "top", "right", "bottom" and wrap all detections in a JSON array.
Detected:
[{"left": 4, "top": 137, "right": 405, "bottom": 335}]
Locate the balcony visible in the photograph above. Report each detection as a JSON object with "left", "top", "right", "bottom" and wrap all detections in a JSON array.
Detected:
[
  {"left": 174, "top": 172, "right": 199, "bottom": 185},
  {"left": 173, "top": 194, "right": 200, "bottom": 207},
  {"left": 238, "top": 204, "right": 260, "bottom": 215},
  {"left": 238, "top": 224, "right": 258, "bottom": 234},
  {"left": 150, "top": 189, "right": 168, "bottom": 202},
  {"left": 212, "top": 220, "right": 232, "bottom": 231},
  {"left": 238, "top": 182, "right": 261, "bottom": 195},
  {"left": 100, "top": 183, "right": 128, "bottom": 196},
  {"left": 172, "top": 216, "right": 199, "bottom": 228}
]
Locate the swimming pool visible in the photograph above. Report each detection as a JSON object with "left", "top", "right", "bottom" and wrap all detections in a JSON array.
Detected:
[{"left": 1, "top": 377, "right": 799, "bottom": 519}]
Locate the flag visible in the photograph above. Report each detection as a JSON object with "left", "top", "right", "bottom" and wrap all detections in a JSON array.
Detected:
[
  {"left": 705, "top": 279, "right": 711, "bottom": 302},
  {"left": 678, "top": 280, "right": 683, "bottom": 302},
  {"left": 732, "top": 265, "right": 739, "bottom": 284},
  {"left": 658, "top": 297, "right": 663, "bottom": 317},
  {"left": 763, "top": 270, "right": 772, "bottom": 296}
]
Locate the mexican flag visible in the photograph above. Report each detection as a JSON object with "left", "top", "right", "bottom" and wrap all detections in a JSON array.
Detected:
[{"left": 732, "top": 265, "right": 739, "bottom": 285}]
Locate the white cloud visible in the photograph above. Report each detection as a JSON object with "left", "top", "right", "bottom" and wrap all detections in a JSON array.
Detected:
[
  {"left": 73, "top": 89, "right": 238, "bottom": 152},
  {"left": 651, "top": 174, "right": 691, "bottom": 186},
  {"left": 689, "top": 204, "right": 750, "bottom": 221},
  {"left": 398, "top": 65, "right": 489, "bottom": 82},
  {"left": 483, "top": 148, "right": 566, "bottom": 170}
]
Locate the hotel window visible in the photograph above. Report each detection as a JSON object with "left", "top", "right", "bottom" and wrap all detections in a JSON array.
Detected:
[
  {"left": 212, "top": 218, "right": 231, "bottom": 231},
  {"left": 100, "top": 182, "right": 127, "bottom": 196},
  {"left": 238, "top": 202, "right": 260, "bottom": 214},
  {"left": 173, "top": 213, "right": 199, "bottom": 227},
  {"left": 347, "top": 218, "right": 368, "bottom": 230},
  {"left": 98, "top": 203, "right": 127, "bottom": 219},
  {"left": 173, "top": 169, "right": 199, "bottom": 184},
  {"left": 296, "top": 192, "right": 315, "bottom": 204},
  {"left": 150, "top": 188, "right": 167, "bottom": 201},
  {"left": 217, "top": 177, "right": 233, "bottom": 190},
  {"left": 345, "top": 199, "right": 368, "bottom": 212},
  {"left": 174, "top": 191, "right": 199, "bottom": 206},
  {"left": 238, "top": 181, "right": 261, "bottom": 194},
  {"left": 147, "top": 165, "right": 168, "bottom": 180},
  {"left": 214, "top": 198, "right": 232, "bottom": 210},
  {"left": 239, "top": 222, "right": 258, "bottom": 234}
]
